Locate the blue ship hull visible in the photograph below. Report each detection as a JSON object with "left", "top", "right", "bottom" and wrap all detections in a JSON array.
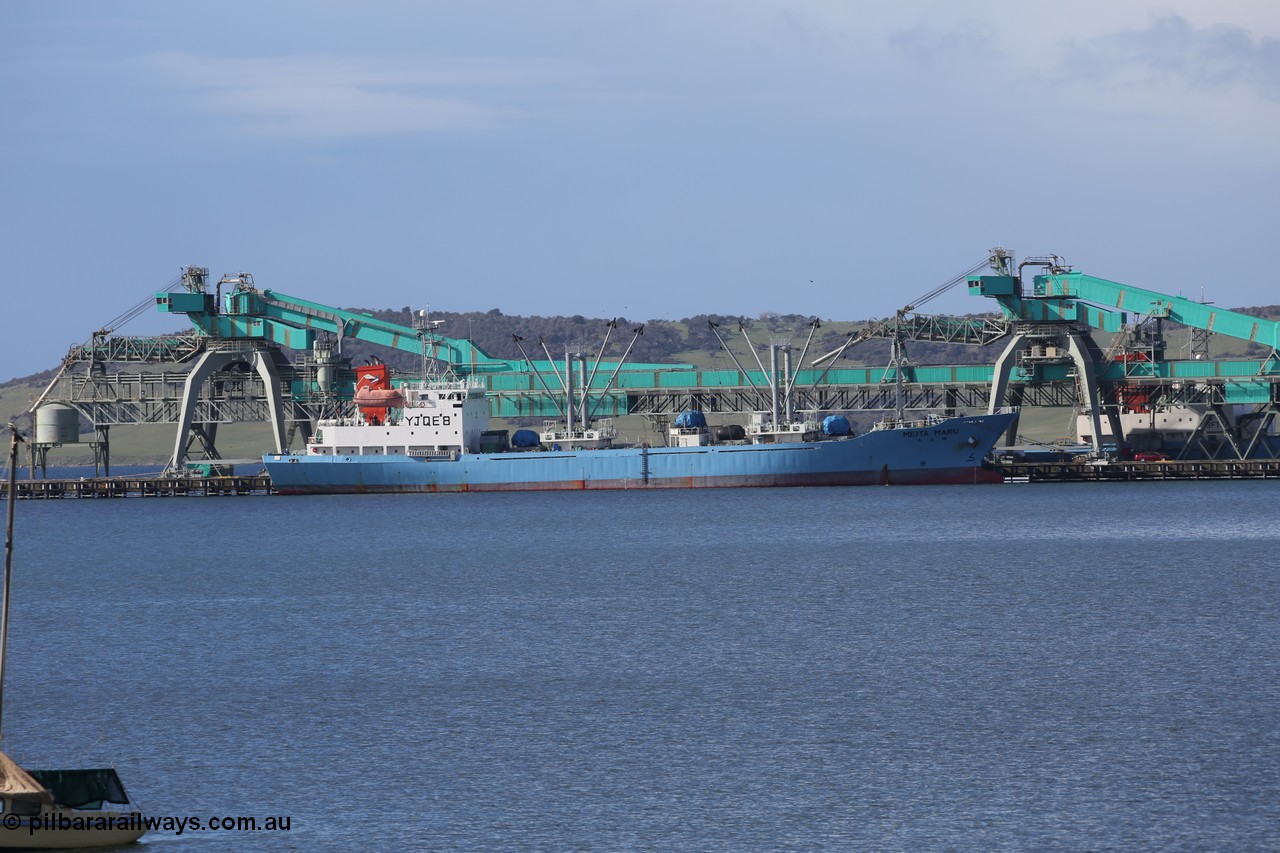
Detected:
[{"left": 263, "top": 413, "right": 1017, "bottom": 493}]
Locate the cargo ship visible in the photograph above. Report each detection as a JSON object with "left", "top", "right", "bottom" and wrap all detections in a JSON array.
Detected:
[{"left": 261, "top": 364, "right": 1018, "bottom": 493}]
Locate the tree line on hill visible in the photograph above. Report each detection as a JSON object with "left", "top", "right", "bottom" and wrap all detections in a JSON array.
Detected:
[
  {"left": 341, "top": 306, "right": 1013, "bottom": 375},
  {"left": 337, "top": 302, "right": 1280, "bottom": 374}
]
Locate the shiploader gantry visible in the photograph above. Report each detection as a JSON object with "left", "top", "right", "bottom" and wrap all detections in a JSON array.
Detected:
[{"left": 21, "top": 250, "right": 1280, "bottom": 474}]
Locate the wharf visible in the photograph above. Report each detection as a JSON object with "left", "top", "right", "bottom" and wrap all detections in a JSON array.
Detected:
[
  {"left": 6, "top": 462, "right": 1279, "bottom": 496},
  {"left": 5, "top": 474, "right": 275, "bottom": 499},
  {"left": 992, "top": 457, "right": 1280, "bottom": 483}
]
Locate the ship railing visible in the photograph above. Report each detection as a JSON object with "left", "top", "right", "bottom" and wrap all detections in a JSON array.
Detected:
[
  {"left": 746, "top": 421, "right": 819, "bottom": 435},
  {"left": 873, "top": 415, "right": 938, "bottom": 431},
  {"left": 407, "top": 449, "right": 460, "bottom": 461},
  {"left": 539, "top": 425, "right": 618, "bottom": 442},
  {"left": 876, "top": 407, "right": 1021, "bottom": 430},
  {"left": 401, "top": 376, "right": 486, "bottom": 393}
]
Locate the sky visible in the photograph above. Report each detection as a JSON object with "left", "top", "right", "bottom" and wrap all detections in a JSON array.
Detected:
[{"left": 2, "top": 0, "right": 1279, "bottom": 380}]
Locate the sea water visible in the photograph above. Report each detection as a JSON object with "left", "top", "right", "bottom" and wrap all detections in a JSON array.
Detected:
[{"left": 2, "top": 481, "right": 1277, "bottom": 851}]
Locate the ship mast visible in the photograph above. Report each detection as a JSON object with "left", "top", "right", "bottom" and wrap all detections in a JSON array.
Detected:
[
  {"left": 413, "top": 307, "right": 445, "bottom": 380},
  {"left": 891, "top": 315, "right": 906, "bottom": 424}
]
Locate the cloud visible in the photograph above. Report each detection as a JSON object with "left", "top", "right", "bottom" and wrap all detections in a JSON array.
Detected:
[
  {"left": 147, "top": 53, "right": 584, "bottom": 139},
  {"left": 1061, "top": 15, "right": 1280, "bottom": 101},
  {"left": 888, "top": 19, "right": 1002, "bottom": 71}
]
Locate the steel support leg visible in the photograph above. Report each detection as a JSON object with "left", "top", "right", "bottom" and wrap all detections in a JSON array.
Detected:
[
  {"left": 254, "top": 350, "right": 287, "bottom": 455},
  {"left": 987, "top": 332, "right": 1025, "bottom": 445},
  {"left": 1066, "top": 333, "right": 1108, "bottom": 455}
]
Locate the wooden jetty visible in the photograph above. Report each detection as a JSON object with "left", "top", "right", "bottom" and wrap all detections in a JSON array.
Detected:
[
  {"left": 992, "top": 457, "right": 1280, "bottom": 483},
  {"left": 6, "top": 475, "right": 275, "bottom": 499},
  {"left": 4, "top": 459, "right": 1279, "bottom": 497}
]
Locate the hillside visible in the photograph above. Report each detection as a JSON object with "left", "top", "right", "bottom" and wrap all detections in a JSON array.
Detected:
[
  {"left": 317, "top": 302, "right": 1280, "bottom": 375},
  {"left": 338, "top": 307, "right": 1012, "bottom": 377}
]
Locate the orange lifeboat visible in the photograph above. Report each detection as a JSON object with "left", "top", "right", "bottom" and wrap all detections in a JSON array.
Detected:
[
  {"left": 354, "top": 362, "right": 401, "bottom": 425},
  {"left": 353, "top": 387, "right": 405, "bottom": 408}
]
